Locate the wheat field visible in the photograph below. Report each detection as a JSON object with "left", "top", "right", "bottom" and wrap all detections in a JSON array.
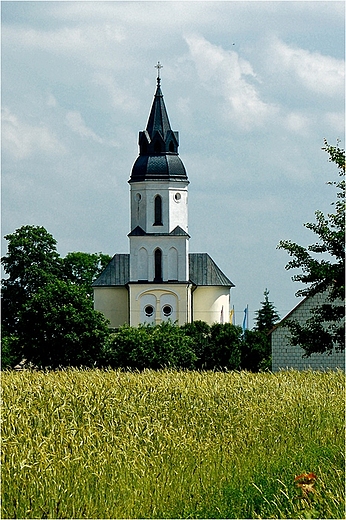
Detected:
[{"left": 2, "top": 369, "right": 345, "bottom": 519}]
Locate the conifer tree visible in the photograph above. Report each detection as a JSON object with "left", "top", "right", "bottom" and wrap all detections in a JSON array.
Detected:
[{"left": 254, "top": 289, "right": 280, "bottom": 333}]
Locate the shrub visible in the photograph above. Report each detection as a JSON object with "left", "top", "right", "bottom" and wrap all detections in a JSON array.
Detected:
[{"left": 104, "top": 322, "right": 197, "bottom": 370}]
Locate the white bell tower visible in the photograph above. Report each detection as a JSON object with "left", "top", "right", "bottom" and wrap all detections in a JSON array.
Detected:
[
  {"left": 93, "top": 64, "right": 234, "bottom": 329},
  {"left": 127, "top": 63, "right": 191, "bottom": 325}
]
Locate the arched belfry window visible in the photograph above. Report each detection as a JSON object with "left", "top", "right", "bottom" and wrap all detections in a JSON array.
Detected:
[
  {"left": 154, "top": 248, "right": 163, "bottom": 282},
  {"left": 154, "top": 195, "right": 162, "bottom": 226},
  {"left": 169, "top": 141, "right": 175, "bottom": 152},
  {"left": 154, "top": 141, "right": 161, "bottom": 153}
]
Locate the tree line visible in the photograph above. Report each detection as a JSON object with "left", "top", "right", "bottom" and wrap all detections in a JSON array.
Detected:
[
  {"left": 0, "top": 223, "right": 278, "bottom": 370},
  {"left": 1, "top": 140, "right": 344, "bottom": 369}
]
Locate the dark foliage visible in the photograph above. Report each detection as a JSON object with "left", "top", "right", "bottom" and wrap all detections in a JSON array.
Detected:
[
  {"left": 278, "top": 141, "right": 345, "bottom": 355},
  {"left": 254, "top": 289, "right": 280, "bottom": 333},
  {"left": 103, "top": 322, "right": 197, "bottom": 370},
  {"left": 1, "top": 225, "right": 111, "bottom": 368},
  {"left": 241, "top": 330, "right": 271, "bottom": 372},
  {"left": 17, "top": 280, "right": 110, "bottom": 368}
]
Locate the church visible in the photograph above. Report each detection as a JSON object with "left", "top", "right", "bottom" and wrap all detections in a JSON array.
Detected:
[{"left": 93, "top": 65, "right": 234, "bottom": 328}]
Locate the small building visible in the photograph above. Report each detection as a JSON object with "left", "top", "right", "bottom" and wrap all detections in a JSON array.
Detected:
[
  {"left": 93, "top": 68, "right": 234, "bottom": 327},
  {"left": 271, "top": 291, "right": 345, "bottom": 371}
]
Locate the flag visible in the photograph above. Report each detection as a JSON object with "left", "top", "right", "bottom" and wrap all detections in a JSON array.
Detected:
[
  {"left": 229, "top": 306, "right": 235, "bottom": 325},
  {"left": 242, "top": 305, "right": 248, "bottom": 333},
  {"left": 220, "top": 305, "right": 224, "bottom": 324}
]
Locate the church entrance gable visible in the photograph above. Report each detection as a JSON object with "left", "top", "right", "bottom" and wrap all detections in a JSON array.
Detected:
[{"left": 130, "top": 285, "right": 189, "bottom": 326}]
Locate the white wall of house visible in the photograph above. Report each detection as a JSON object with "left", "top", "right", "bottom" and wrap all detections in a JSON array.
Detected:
[{"left": 271, "top": 292, "right": 345, "bottom": 371}]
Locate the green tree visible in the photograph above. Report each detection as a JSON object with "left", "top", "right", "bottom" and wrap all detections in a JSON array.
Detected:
[
  {"left": 17, "top": 280, "right": 109, "bottom": 368},
  {"left": 1, "top": 225, "right": 62, "bottom": 337},
  {"left": 62, "top": 251, "right": 111, "bottom": 293},
  {"left": 1, "top": 225, "right": 111, "bottom": 367},
  {"left": 105, "top": 322, "right": 196, "bottom": 370},
  {"left": 241, "top": 329, "right": 271, "bottom": 372},
  {"left": 181, "top": 320, "right": 211, "bottom": 369},
  {"left": 208, "top": 323, "right": 242, "bottom": 370},
  {"left": 240, "top": 290, "right": 279, "bottom": 372},
  {"left": 277, "top": 140, "right": 345, "bottom": 355},
  {"left": 254, "top": 289, "right": 280, "bottom": 333}
]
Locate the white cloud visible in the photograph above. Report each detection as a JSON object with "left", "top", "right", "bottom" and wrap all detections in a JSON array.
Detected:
[
  {"left": 2, "top": 107, "right": 65, "bottom": 159},
  {"left": 65, "top": 111, "right": 103, "bottom": 144},
  {"left": 4, "top": 24, "right": 125, "bottom": 54},
  {"left": 324, "top": 112, "right": 345, "bottom": 134},
  {"left": 185, "top": 34, "right": 277, "bottom": 130},
  {"left": 92, "top": 73, "right": 140, "bottom": 113},
  {"left": 46, "top": 94, "right": 57, "bottom": 108},
  {"left": 272, "top": 38, "right": 344, "bottom": 96},
  {"left": 284, "top": 112, "right": 310, "bottom": 136}
]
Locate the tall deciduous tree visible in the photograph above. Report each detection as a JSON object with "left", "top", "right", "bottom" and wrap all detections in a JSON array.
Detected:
[
  {"left": 62, "top": 251, "right": 111, "bottom": 294},
  {"left": 17, "top": 280, "right": 109, "bottom": 368},
  {"left": 1, "top": 225, "right": 111, "bottom": 367},
  {"left": 1, "top": 226, "right": 62, "bottom": 337},
  {"left": 277, "top": 140, "right": 345, "bottom": 355}
]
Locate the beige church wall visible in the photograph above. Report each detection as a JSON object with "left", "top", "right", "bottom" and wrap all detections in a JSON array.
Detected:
[
  {"left": 129, "top": 283, "right": 191, "bottom": 327},
  {"left": 272, "top": 291, "right": 345, "bottom": 372},
  {"left": 94, "top": 287, "right": 129, "bottom": 328},
  {"left": 193, "top": 287, "right": 230, "bottom": 325}
]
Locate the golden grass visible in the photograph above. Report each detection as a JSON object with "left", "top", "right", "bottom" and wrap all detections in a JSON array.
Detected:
[{"left": 2, "top": 369, "right": 345, "bottom": 519}]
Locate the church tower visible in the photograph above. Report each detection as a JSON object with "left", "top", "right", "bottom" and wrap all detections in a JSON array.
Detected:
[
  {"left": 93, "top": 64, "right": 234, "bottom": 328},
  {"left": 127, "top": 63, "right": 191, "bottom": 325}
]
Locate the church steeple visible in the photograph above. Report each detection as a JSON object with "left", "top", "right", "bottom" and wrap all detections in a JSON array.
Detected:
[
  {"left": 145, "top": 65, "right": 174, "bottom": 145},
  {"left": 93, "top": 63, "right": 233, "bottom": 329},
  {"left": 129, "top": 63, "right": 188, "bottom": 183}
]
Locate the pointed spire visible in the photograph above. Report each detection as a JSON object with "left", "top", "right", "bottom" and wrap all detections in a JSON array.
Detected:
[
  {"left": 129, "top": 65, "right": 188, "bottom": 182},
  {"left": 146, "top": 62, "right": 172, "bottom": 139}
]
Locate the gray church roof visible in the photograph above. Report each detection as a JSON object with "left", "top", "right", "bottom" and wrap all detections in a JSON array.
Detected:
[
  {"left": 92, "top": 253, "right": 234, "bottom": 288},
  {"left": 189, "top": 253, "right": 234, "bottom": 287},
  {"left": 92, "top": 254, "right": 130, "bottom": 287}
]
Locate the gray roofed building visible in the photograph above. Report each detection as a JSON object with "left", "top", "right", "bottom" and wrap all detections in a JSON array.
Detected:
[
  {"left": 93, "top": 67, "right": 234, "bottom": 327},
  {"left": 93, "top": 253, "right": 234, "bottom": 288}
]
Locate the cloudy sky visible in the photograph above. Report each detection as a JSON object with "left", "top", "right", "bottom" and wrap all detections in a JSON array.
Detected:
[{"left": 2, "top": 1, "right": 345, "bottom": 327}]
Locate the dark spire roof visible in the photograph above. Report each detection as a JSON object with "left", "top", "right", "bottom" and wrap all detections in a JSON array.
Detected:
[
  {"left": 145, "top": 79, "right": 172, "bottom": 140},
  {"left": 129, "top": 65, "right": 188, "bottom": 183}
]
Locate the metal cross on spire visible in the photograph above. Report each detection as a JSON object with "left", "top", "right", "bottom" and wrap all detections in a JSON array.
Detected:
[{"left": 155, "top": 61, "right": 163, "bottom": 84}]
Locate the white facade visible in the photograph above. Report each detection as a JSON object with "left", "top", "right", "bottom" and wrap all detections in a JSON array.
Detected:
[{"left": 130, "top": 180, "right": 189, "bottom": 235}]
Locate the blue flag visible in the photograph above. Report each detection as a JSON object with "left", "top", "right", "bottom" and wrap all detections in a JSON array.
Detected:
[{"left": 242, "top": 306, "right": 248, "bottom": 333}]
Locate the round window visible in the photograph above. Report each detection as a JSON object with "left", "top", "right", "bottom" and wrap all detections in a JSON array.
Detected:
[
  {"left": 174, "top": 193, "right": 181, "bottom": 202},
  {"left": 135, "top": 193, "right": 142, "bottom": 202},
  {"left": 144, "top": 305, "right": 154, "bottom": 317},
  {"left": 162, "top": 305, "right": 173, "bottom": 317}
]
